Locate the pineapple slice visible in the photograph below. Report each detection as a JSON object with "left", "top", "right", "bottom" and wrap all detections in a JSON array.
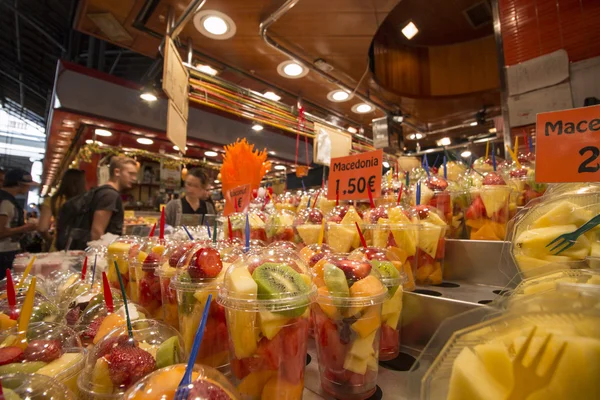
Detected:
[
  {"left": 479, "top": 186, "right": 510, "bottom": 216},
  {"left": 532, "top": 201, "right": 593, "bottom": 229},
  {"left": 447, "top": 347, "right": 507, "bottom": 400},
  {"left": 349, "top": 330, "right": 377, "bottom": 360},
  {"left": 327, "top": 223, "right": 355, "bottom": 253},
  {"left": 417, "top": 223, "right": 442, "bottom": 258},
  {"left": 296, "top": 225, "right": 321, "bottom": 245},
  {"left": 225, "top": 268, "right": 258, "bottom": 359},
  {"left": 90, "top": 358, "right": 113, "bottom": 394},
  {"left": 258, "top": 310, "right": 289, "bottom": 340},
  {"left": 515, "top": 225, "right": 591, "bottom": 259},
  {"left": 37, "top": 353, "right": 83, "bottom": 377}
]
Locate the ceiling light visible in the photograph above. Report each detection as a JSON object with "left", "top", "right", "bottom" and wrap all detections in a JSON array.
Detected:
[
  {"left": 194, "top": 10, "right": 236, "bottom": 40},
  {"left": 173, "top": 145, "right": 188, "bottom": 151},
  {"left": 437, "top": 137, "right": 451, "bottom": 146},
  {"left": 196, "top": 64, "right": 218, "bottom": 76},
  {"left": 408, "top": 133, "right": 424, "bottom": 140},
  {"left": 461, "top": 150, "right": 472, "bottom": 158},
  {"left": 402, "top": 21, "right": 419, "bottom": 40},
  {"left": 95, "top": 128, "right": 112, "bottom": 137},
  {"left": 352, "top": 103, "right": 373, "bottom": 114},
  {"left": 205, "top": 151, "right": 218, "bottom": 157},
  {"left": 214, "top": 179, "right": 220, "bottom": 183},
  {"left": 327, "top": 90, "right": 352, "bottom": 102},
  {"left": 470, "top": 121, "right": 478, "bottom": 126},
  {"left": 269, "top": 151, "right": 276, "bottom": 155},
  {"left": 136, "top": 138, "right": 153, "bottom": 145},
  {"left": 263, "top": 91, "right": 281, "bottom": 101},
  {"left": 58, "top": 131, "right": 72, "bottom": 138},
  {"left": 489, "top": 127, "right": 497, "bottom": 133},
  {"left": 274, "top": 165, "right": 286, "bottom": 170},
  {"left": 62, "top": 120, "right": 76, "bottom": 127},
  {"left": 383, "top": 161, "right": 390, "bottom": 168},
  {"left": 277, "top": 60, "right": 308, "bottom": 79},
  {"left": 203, "top": 16, "right": 228, "bottom": 35},
  {"left": 140, "top": 92, "right": 157, "bottom": 102},
  {"left": 347, "top": 127, "right": 358, "bottom": 134},
  {"left": 252, "top": 124, "right": 264, "bottom": 131}
]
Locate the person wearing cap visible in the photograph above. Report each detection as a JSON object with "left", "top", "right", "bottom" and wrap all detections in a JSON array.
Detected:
[{"left": 0, "top": 169, "right": 38, "bottom": 276}]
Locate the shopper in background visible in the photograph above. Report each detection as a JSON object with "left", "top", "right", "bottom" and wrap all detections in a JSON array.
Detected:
[
  {"left": 165, "top": 168, "right": 215, "bottom": 227},
  {"left": 0, "top": 169, "right": 5, "bottom": 188},
  {"left": 38, "top": 169, "right": 86, "bottom": 251},
  {"left": 0, "top": 169, "right": 38, "bottom": 276}
]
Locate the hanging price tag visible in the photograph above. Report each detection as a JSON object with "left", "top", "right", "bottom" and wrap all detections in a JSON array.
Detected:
[
  {"left": 536, "top": 105, "right": 600, "bottom": 182},
  {"left": 224, "top": 184, "right": 251, "bottom": 215},
  {"left": 327, "top": 150, "right": 383, "bottom": 201}
]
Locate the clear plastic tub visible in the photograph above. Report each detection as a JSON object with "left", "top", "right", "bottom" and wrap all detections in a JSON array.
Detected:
[
  {"left": 123, "top": 363, "right": 240, "bottom": 399},
  {"left": 0, "top": 372, "right": 77, "bottom": 399},
  {"left": 77, "top": 319, "right": 185, "bottom": 398},
  {"left": 218, "top": 248, "right": 315, "bottom": 400}
]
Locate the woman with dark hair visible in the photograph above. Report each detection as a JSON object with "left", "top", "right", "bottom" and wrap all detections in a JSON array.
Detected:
[
  {"left": 165, "top": 168, "right": 215, "bottom": 227},
  {"left": 38, "top": 169, "right": 87, "bottom": 250}
]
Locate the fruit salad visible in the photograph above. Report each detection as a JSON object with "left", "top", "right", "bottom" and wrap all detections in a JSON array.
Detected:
[
  {"left": 218, "top": 248, "right": 315, "bottom": 400},
  {"left": 78, "top": 319, "right": 185, "bottom": 398},
  {"left": 414, "top": 176, "right": 452, "bottom": 227},
  {"left": 325, "top": 205, "right": 364, "bottom": 253},
  {"left": 0, "top": 372, "right": 77, "bottom": 399},
  {"left": 265, "top": 210, "right": 296, "bottom": 243},
  {"left": 0, "top": 322, "right": 85, "bottom": 394},
  {"left": 0, "top": 294, "right": 61, "bottom": 332},
  {"left": 64, "top": 289, "right": 120, "bottom": 328},
  {"left": 172, "top": 243, "right": 242, "bottom": 371},
  {"left": 464, "top": 172, "right": 512, "bottom": 241},
  {"left": 124, "top": 363, "right": 240, "bottom": 399},
  {"left": 106, "top": 236, "right": 139, "bottom": 301},
  {"left": 294, "top": 206, "right": 324, "bottom": 246},
  {"left": 503, "top": 165, "right": 547, "bottom": 207},
  {"left": 408, "top": 205, "right": 448, "bottom": 285},
  {"left": 311, "top": 254, "right": 387, "bottom": 400}
]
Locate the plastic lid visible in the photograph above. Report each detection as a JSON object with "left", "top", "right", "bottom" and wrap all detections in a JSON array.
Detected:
[
  {"left": 218, "top": 247, "right": 316, "bottom": 314},
  {"left": 107, "top": 236, "right": 139, "bottom": 256},
  {"left": 362, "top": 205, "right": 391, "bottom": 224},
  {"left": 0, "top": 372, "right": 76, "bottom": 399},
  {"left": 0, "top": 294, "right": 62, "bottom": 325},
  {"left": 294, "top": 206, "right": 324, "bottom": 226},
  {"left": 128, "top": 237, "right": 176, "bottom": 271},
  {"left": 299, "top": 243, "right": 334, "bottom": 267},
  {"left": 348, "top": 246, "right": 406, "bottom": 290}
]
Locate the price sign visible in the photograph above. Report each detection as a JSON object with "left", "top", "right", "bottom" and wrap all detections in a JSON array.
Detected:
[
  {"left": 327, "top": 149, "right": 383, "bottom": 201},
  {"left": 224, "top": 184, "right": 251, "bottom": 216},
  {"left": 536, "top": 104, "right": 600, "bottom": 182}
]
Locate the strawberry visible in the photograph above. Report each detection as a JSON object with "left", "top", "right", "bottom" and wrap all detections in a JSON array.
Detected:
[
  {"left": 483, "top": 172, "right": 506, "bottom": 186},
  {"left": 80, "top": 316, "right": 105, "bottom": 343},
  {"left": 466, "top": 196, "right": 486, "bottom": 220},
  {"left": 65, "top": 307, "right": 81, "bottom": 326},
  {"left": 250, "top": 228, "right": 267, "bottom": 242},
  {"left": 413, "top": 205, "right": 431, "bottom": 220},
  {"left": 333, "top": 259, "right": 371, "bottom": 281},
  {"left": 142, "top": 252, "right": 160, "bottom": 267},
  {"left": 189, "top": 380, "right": 234, "bottom": 400},
  {"left": 168, "top": 243, "right": 194, "bottom": 267},
  {"left": 105, "top": 345, "right": 155, "bottom": 387},
  {"left": 426, "top": 176, "right": 448, "bottom": 191},
  {"left": 97, "top": 335, "right": 138, "bottom": 358},
  {"left": 23, "top": 340, "right": 63, "bottom": 362},
  {"left": 0, "top": 346, "right": 24, "bottom": 366},
  {"left": 188, "top": 248, "right": 223, "bottom": 279}
]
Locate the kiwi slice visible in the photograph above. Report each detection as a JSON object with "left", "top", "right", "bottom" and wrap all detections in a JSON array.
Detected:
[
  {"left": 0, "top": 361, "right": 47, "bottom": 374},
  {"left": 176, "top": 272, "right": 196, "bottom": 315},
  {"left": 155, "top": 336, "right": 181, "bottom": 369},
  {"left": 30, "top": 302, "right": 59, "bottom": 324},
  {"left": 370, "top": 260, "right": 400, "bottom": 296},
  {"left": 323, "top": 263, "right": 350, "bottom": 298},
  {"left": 252, "top": 263, "right": 309, "bottom": 317}
]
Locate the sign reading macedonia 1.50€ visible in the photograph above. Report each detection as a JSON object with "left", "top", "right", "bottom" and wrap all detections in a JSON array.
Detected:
[
  {"left": 536, "top": 104, "right": 600, "bottom": 183},
  {"left": 328, "top": 149, "right": 383, "bottom": 201}
]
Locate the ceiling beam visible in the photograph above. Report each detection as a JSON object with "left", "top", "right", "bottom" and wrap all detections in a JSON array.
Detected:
[
  {"left": 0, "top": 69, "right": 47, "bottom": 100},
  {"left": 14, "top": 0, "right": 24, "bottom": 107}
]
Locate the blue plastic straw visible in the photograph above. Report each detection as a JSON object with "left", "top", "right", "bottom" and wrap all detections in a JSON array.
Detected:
[
  {"left": 416, "top": 182, "right": 421, "bottom": 205},
  {"left": 443, "top": 156, "right": 447, "bottom": 179},
  {"left": 245, "top": 213, "right": 250, "bottom": 252},
  {"left": 182, "top": 225, "right": 194, "bottom": 240},
  {"left": 90, "top": 255, "right": 97, "bottom": 289},
  {"left": 301, "top": 179, "right": 306, "bottom": 192},
  {"left": 424, "top": 157, "right": 431, "bottom": 178},
  {"left": 307, "top": 198, "right": 311, "bottom": 208},
  {"left": 206, "top": 222, "right": 211, "bottom": 238},
  {"left": 492, "top": 143, "right": 497, "bottom": 171},
  {"left": 528, "top": 134, "right": 533, "bottom": 152}
]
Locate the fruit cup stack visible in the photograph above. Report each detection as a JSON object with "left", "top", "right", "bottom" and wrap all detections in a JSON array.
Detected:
[
  {"left": 218, "top": 247, "right": 315, "bottom": 400},
  {"left": 311, "top": 254, "right": 388, "bottom": 400},
  {"left": 171, "top": 242, "right": 242, "bottom": 371}
]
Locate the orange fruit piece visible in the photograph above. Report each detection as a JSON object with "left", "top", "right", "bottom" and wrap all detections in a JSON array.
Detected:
[
  {"left": 261, "top": 376, "right": 303, "bottom": 400},
  {"left": 237, "top": 370, "right": 277, "bottom": 400},
  {"left": 93, "top": 313, "right": 125, "bottom": 344},
  {"left": 349, "top": 275, "right": 385, "bottom": 298}
]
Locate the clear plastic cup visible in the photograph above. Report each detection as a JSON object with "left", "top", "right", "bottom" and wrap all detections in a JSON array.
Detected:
[
  {"left": 464, "top": 185, "right": 512, "bottom": 241},
  {"left": 171, "top": 243, "right": 242, "bottom": 371},
  {"left": 106, "top": 236, "right": 139, "bottom": 301},
  {"left": 0, "top": 372, "right": 76, "bottom": 399},
  {"left": 324, "top": 206, "right": 364, "bottom": 253},
  {"left": 407, "top": 206, "right": 448, "bottom": 285},
  {"left": 123, "top": 363, "right": 240, "bottom": 399},
  {"left": 0, "top": 273, "right": 45, "bottom": 301},
  {"left": 448, "top": 190, "right": 470, "bottom": 239},
  {"left": 218, "top": 248, "right": 315, "bottom": 400},
  {"left": 77, "top": 319, "right": 186, "bottom": 399},
  {"left": 0, "top": 321, "right": 86, "bottom": 395},
  {"left": 0, "top": 294, "right": 62, "bottom": 332},
  {"left": 311, "top": 254, "right": 387, "bottom": 399},
  {"left": 294, "top": 207, "right": 324, "bottom": 247},
  {"left": 417, "top": 176, "right": 452, "bottom": 227},
  {"left": 265, "top": 210, "right": 296, "bottom": 244}
]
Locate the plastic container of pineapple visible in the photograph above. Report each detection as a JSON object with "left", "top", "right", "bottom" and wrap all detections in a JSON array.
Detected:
[
  {"left": 106, "top": 236, "right": 140, "bottom": 301},
  {"left": 506, "top": 266, "right": 600, "bottom": 301},
  {"left": 507, "top": 192, "right": 600, "bottom": 278},
  {"left": 407, "top": 205, "right": 448, "bottom": 285},
  {"left": 0, "top": 321, "right": 86, "bottom": 395},
  {"left": 0, "top": 372, "right": 77, "bottom": 399}
]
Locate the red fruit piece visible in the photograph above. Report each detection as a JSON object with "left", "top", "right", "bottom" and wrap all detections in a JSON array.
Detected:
[
  {"left": 509, "top": 168, "right": 528, "bottom": 178},
  {"left": 483, "top": 172, "right": 506, "bottom": 186},
  {"left": 188, "top": 248, "right": 223, "bottom": 279},
  {"left": 189, "top": 380, "right": 233, "bottom": 400},
  {"left": 97, "top": 335, "right": 138, "bottom": 359},
  {"left": 250, "top": 228, "right": 267, "bottom": 242},
  {"left": 317, "top": 317, "right": 345, "bottom": 371},
  {"left": 142, "top": 252, "right": 160, "bottom": 267},
  {"left": 0, "top": 346, "right": 24, "bottom": 366},
  {"left": 413, "top": 205, "right": 431, "bottom": 220},
  {"left": 281, "top": 318, "right": 309, "bottom": 384},
  {"left": 168, "top": 243, "right": 194, "bottom": 268},
  {"left": 363, "top": 247, "right": 387, "bottom": 261},
  {"left": 333, "top": 259, "right": 371, "bottom": 281},
  {"left": 65, "top": 307, "right": 81, "bottom": 326},
  {"left": 80, "top": 316, "right": 105, "bottom": 343},
  {"left": 466, "top": 196, "right": 486, "bottom": 220},
  {"left": 23, "top": 340, "right": 63, "bottom": 363},
  {"left": 307, "top": 209, "right": 323, "bottom": 224},
  {"left": 426, "top": 176, "right": 448, "bottom": 191},
  {"left": 105, "top": 345, "right": 155, "bottom": 388}
]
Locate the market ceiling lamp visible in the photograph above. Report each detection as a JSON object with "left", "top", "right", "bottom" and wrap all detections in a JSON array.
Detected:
[
  {"left": 402, "top": 21, "right": 419, "bottom": 40},
  {"left": 252, "top": 124, "right": 264, "bottom": 131},
  {"left": 469, "top": 121, "right": 478, "bottom": 126},
  {"left": 327, "top": 89, "right": 352, "bottom": 102},
  {"left": 85, "top": 139, "right": 104, "bottom": 146},
  {"left": 461, "top": 150, "right": 472, "bottom": 158},
  {"left": 140, "top": 84, "right": 158, "bottom": 102},
  {"left": 274, "top": 165, "right": 286, "bottom": 170},
  {"left": 351, "top": 103, "right": 373, "bottom": 114},
  {"left": 196, "top": 64, "right": 218, "bottom": 76},
  {"left": 136, "top": 138, "right": 153, "bottom": 145},
  {"left": 205, "top": 150, "right": 218, "bottom": 157},
  {"left": 436, "top": 137, "right": 451, "bottom": 146},
  {"left": 94, "top": 128, "right": 112, "bottom": 137},
  {"left": 262, "top": 91, "right": 281, "bottom": 101},
  {"left": 173, "top": 145, "right": 188, "bottom": 151},
  {"left": 194, "top": 10, "right": 237, "bottom": 40},
  {"left": 347, "top": 126, "right": 358, "bottom": 134},
  {"left": 408, "top": 133, "right": 424, "bottom": 140},
  {"left": 382, "top": 161, "right": 390, "bottom": 168},
  {"left": 277, "top": 60, "right": 308, "bottom": 79}
]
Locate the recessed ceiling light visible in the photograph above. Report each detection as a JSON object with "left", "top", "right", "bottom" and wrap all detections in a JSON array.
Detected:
[
  {"left": 327, "top": 90, "right": 352, "bottom": 102},
  {"left": 269, "top": 150, "right": 276, "bottom": 155},
  {"left": 262, "top": 91, "right": 281, "bottom": 101},
  {"left": 196, "top": 64, "right": 218, "bottom": 76},
  {"left": 489, "top": 127, "right": 497, "bottom": 133},
  {"left": 95, "top": 128, "right": 112, "bottom": 137},
  {"left": 274, "top": 165, "right": 286, "bottom": 170},
  {"left": 382, "top": 161, "right": 390, "bottom": 168},
  {"left": 58, "top": 131, "right": 72, "bottom": 138},
  {"left": 470, "top": 121, "right": 478, "bottom": 127},
  {"left": 62, "top": 120, "right": 76, "bottom": 127},
  {"left": 277, "top": 60, "right": 308, "bottom": 79},
  {"left": 461, "top": 150, "right": 472, "bottom": 158},
  {"left": 437, "top": 137, "right": 451, "bottom": 146},
  {"left": 408, "top": 133, "right": 424, "bottom": 140},
  {"left": 351, "top": 103, "right": 373, "bottom": 114},
  {"left": 402, "top": 21, "right": 419, "bottom": 40},
  {"left": 252, "top": 124, "right": 264, "bottom": 131},
  {"left": 347, "top": 127, "right": 358, "bottom": 134},
  {"left": 214, "top": 179, "right": 220, "bottom": 183},
  {"left": 205, "top": 151, "right": 218, "bottom": 157},
  {"left": 193, "top": 10, "right": 236, "bottom": 40},
  {"left": 173, "top": 145, "right": 188, "bottom": 151},
  {"left": 140, "top": 92, "right": 157, "bottom": 102},
  {"left": 137, "top": 138, "right": 153, "bottom": 145}
]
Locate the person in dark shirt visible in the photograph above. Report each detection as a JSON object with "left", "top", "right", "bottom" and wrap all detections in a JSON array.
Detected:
[
  {"left": 90, "top": 156, "right": 138, "bottom": 240},
  {"left": 165, "top": 168, "right": 215, "bottom": 227}
]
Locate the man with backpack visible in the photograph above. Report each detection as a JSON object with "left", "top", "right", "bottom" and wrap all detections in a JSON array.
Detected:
[
  {"left": 55, "top": 156, "right": 138, "bottom": 250},
  {"left": 0, "top": 169, "right": 38, "bottom": 275}
]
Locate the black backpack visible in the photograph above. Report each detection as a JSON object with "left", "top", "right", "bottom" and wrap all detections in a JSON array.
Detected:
[{"left": 55, "top": 186, "right": 109, "bottom": 251}]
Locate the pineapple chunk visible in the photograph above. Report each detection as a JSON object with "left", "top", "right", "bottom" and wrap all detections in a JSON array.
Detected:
[
  {"left": 473, "top": 343, "right": 513, "bottom": 390},
  {"left": 515, "top": 225, "right": 591, "bottom": 259},
  {"left": 479, "top": 186, "right": 510, "bottom": 216},
  {"left": 327, "top": 223, "right": 356, "bottom": 253},
  {"left": 349, "top": 330, "right": 377, "bottom": 360},
  {"left": 37, "top": 353, "right": 83, "bottom": 377},
  {"left": 343, "top": 354, "right": 368, "bottom": 375},
  {"left": 447, "top": 348, "right": 507, "bottom": 400},
  {"left": 258, "top": 311, "right": 289, "bottom": 340},
  {"left": 532, "top": 201, "right": 593, "bottom": 229},
  {"left": 225, "top": 268, "right": 258, "bottom": 359},
  {"left": 296, "top": 225, "right": 321, "bottom": 245},
  {"left": 91, "top": 358, "right": 113, "bottom": 394}
]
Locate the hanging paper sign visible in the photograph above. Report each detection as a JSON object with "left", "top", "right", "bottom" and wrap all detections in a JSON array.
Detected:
[
  {"left": 536, "top": 104, "right": 600, "bottom": 182},
  {"left": 328, "top": 150, "right": 383, "bottom": 201},
  {"left": 224, "top": 183, "right": 252, "bottom": 215}
]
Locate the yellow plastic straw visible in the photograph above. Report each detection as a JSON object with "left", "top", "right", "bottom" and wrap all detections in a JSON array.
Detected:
[
  {"left": 505, "top": 145, "right": 521, "bottom": 169},
  {"left": 15, "top": 277, "right": 36, "bottom": 349},
  {"left": 318, "top": 220, "right": 325, "bottom": 246},
  {"left": 15, "top": 256, "right": 36, "bottom": 289},
  {"left": 485, "top": 141, "right": 490, "bottom": 160}
]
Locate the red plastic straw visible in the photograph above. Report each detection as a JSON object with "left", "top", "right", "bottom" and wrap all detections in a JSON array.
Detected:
[
  {"left": 234, "top": 200, "right": 239, "bottom": 213},
  {"left": 355, "top": 222, "right": 367, "bottom": 248},
  {"left": 312, "top": 190, "right": 320, "bottom": 208},
  {"left": 148, "top": 223, "right": 156, "bottom": 237},
  {"left": 228, "top": 216, "right": 233, "bottom": 239},
  {"left": 336, "top": 190, "right": 339, "bottom": 206},
  {"left": 81, "top": 256, "right": 88, "bottom": 281},
  {"left": 159, "top": 207, "right": 165, "bottom": 239},
  {"left": 367, "top": 185, "right": 375, "bottom": 209},
  {"left": 397, "top": 184, "right": 403, "bottom": 205},
  {"left": 102, "top": 272, "right": 114, "bottom": 313},
  {"left": 6, "top": 269, "right": 17, "bottom": 320}
]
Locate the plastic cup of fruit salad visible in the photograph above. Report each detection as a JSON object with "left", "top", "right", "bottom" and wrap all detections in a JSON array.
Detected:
[
  {"left": 106, "top": 236, "right": 139, "bottom": 301},
  {"left": 465, "top": 176, "right": 512, "bottom": 241},
  {"left": 0, "top": 372, "right": 77, "bottom": 399},
  {"left": 265, "top": 209, "right": 296, "bottom": 244},
  {"left": 448, "top": 190, "right": 470, "bottom": 239},
  {"left": 218, "top": 247, "right": 315, "bottom": 400},
  {"left": 77, "top": 319, "right": 185, "bottom": 399},
  {"left": 123, "top": 363, "right": 240, "bottom": 400},
  {"left": 294, "top": 206, "right": 324, "bottom": 247},
  {"left": 324, "top": 205, "right": 365, "bottom": 253},
  {"left": 0, "top": 294, "right": 62, "bottom": 332},
  {"left": 171, "top": 243, "right": 242, "bottom": 372},
  {"left": 0, "top": 321, "right": 86, "bottom": 395},
  {"left": 311, "top": 254, "right": 388, "bottom": 400},
  {"left": 408, "top": 205, "right": 448, "bottom": 285},
  {"left": 415, "top": 176, "right": 453, "bottom": 226}
]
